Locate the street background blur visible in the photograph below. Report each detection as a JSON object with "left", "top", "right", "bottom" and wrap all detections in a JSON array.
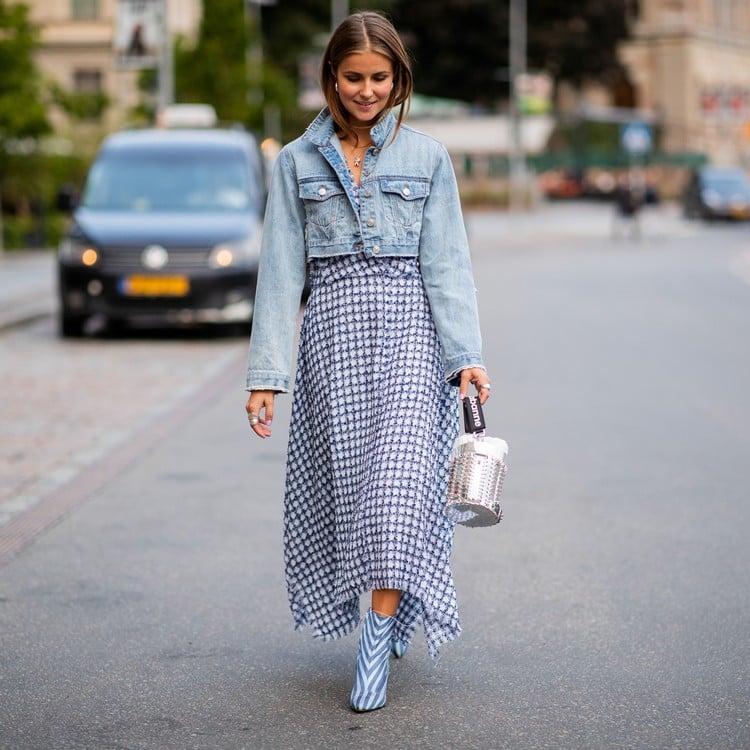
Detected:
[{"left": 3, "top": 0, "right": 750, "bottom": 248}]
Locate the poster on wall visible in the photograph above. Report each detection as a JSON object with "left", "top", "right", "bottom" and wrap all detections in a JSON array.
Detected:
[
  {"left": 701, "top": 85, "right": 750, "bottom": 121},
  {"left": 114, "top": 0, "right": 162, "bottom": 69}
]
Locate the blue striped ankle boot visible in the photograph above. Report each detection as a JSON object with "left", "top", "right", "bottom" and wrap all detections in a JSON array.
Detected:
[{"left": 350, "top": 609, "right": 396, "bottom": 712}]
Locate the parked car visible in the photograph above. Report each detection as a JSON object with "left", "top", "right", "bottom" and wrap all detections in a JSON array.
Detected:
[
  {"left": 682, "top": 166, "right": 750, "bottom": 221},
  {"left": 57, "top": 126, "right": 266, "bottom": 337}
]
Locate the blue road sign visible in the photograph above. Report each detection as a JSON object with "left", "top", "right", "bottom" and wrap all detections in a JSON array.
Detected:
[{"left": 620, "top": 122, "right": 653, "bottom": 154}]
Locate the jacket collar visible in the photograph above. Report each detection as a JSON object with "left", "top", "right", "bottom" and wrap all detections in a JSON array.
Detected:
[{"left": 303, "top": 107, "right": 396, "bottom": 149}]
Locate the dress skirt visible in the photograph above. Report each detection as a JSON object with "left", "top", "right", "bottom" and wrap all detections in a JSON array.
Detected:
[{"left": 283, "top": 253, "right": 461, "bottom": 656}]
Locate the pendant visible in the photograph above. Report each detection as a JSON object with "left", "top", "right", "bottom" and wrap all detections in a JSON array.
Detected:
[{"left": 354, "top": 156, "right": 361, "bottom": 168}]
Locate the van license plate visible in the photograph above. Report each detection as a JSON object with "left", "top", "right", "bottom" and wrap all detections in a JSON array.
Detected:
[{"left": 120, "top": 275, "right": 190, "bottom": 297}]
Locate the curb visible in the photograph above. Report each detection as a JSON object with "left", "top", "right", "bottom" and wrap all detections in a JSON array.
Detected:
[
  {"left": 0, "top": 301, "right": 56, "bottom": 332},
  {"left": 0, "top": 250, "right": 56, "bottom": 331}
]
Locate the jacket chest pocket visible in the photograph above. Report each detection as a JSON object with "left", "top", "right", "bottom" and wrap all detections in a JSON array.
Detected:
[
  {"left": 299, "top": 180, "right": 347, "bottom": 228},
  {"left": 380, "top": 179, "right": 429, "bottom": 228}
]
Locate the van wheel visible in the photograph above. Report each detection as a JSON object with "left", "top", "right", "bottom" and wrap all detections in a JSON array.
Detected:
[{"left": 60, "top": 312, "right": 86, "bottom": 338}]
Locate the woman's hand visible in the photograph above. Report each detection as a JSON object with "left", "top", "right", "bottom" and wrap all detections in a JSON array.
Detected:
[
  {"left": 245, "top": 390, "right": 275, "bottom": 438},
  {"left": 458, "top": 367, "right": 492, "bottom": 405}
]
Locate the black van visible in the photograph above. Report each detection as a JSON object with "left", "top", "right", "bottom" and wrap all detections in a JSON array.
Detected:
[{"left": 57, "top": 126, "right": 266, "bottom": 336}]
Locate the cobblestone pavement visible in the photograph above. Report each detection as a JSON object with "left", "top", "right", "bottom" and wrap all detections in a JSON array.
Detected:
[{"left": 0, "top": 317, "right": 248, "bottom": 530}]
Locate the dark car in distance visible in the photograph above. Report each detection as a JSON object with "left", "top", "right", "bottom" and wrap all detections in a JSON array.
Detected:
[
  {"left": 57, "top": 126, "right": 266, "bottom": 337},
  {"left": 682, "top": 165, "right": 750, "bottom": 221}
]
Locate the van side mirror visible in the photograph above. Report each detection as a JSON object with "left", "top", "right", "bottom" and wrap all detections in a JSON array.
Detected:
[{"left": 56, "top": 184, "right": 79, "bottom": 213}]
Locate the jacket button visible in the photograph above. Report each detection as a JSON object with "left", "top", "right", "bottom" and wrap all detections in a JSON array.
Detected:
[
  {"left": 402, "top": 187, "right": 411, "bottom": 197},
  {"left": 318, "top": 187, "right": 327, "bottom": 196},
  {"left": 366, "top": 217, "right": 375, "bottom": 227},
  {"left": 364, "top": 189, "right": 372, "bottom": 198},
  {"left": 373, "top": 245, "right": 381, "bottom": 254}
]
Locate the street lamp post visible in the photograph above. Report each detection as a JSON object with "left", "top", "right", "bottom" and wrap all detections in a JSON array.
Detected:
[
  {"left": 157, "top": 0, "right": 174, "bottom": 113},
  {"left": 508, "top": 0, "right": 527, "bottom": 209},
  {"left": 331, "top": 0, "right": 349, "bottom": 29},
  {"left": 246, "top": 0, "right": 280, "bottom": 140}
]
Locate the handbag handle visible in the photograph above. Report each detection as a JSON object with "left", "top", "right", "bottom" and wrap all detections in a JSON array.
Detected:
[{"left": 461, "top": 395, "right": 486, "bottom": 436}]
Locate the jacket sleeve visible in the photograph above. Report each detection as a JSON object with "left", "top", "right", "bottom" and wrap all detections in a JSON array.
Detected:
[
  {"left": 245, "top": 148, "right": 307, "bottom": 392},
  {"left": 418, "top": 143, "right": 484, "bottom": 385}
]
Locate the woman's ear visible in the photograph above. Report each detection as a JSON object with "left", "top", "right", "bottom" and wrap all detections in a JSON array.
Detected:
[{"left": 329, "top": 63, "right": 338, "bottom": 91}]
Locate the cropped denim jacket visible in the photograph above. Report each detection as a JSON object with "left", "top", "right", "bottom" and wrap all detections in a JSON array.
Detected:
[{"left": 246, "top": 108, "right": 484, "bottom": 392}]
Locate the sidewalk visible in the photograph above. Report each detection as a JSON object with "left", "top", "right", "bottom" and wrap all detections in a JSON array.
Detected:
[
  {"left": 0, "top": 249, "right": 56, "bottom": 331},
  {"left": 465, "top": 198, "right": 694, "bottom": 245}
]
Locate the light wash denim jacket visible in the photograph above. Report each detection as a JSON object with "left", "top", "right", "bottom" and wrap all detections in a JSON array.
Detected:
[{"left": 245, "top": 108, "right": 484, "bottom": 392}]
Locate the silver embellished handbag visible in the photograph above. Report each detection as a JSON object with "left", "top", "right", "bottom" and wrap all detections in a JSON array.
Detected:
[{"left": 445, "top": 395, "right": 509, "bottom": 527}]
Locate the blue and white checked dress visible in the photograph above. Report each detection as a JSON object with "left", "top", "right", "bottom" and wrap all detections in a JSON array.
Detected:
[{"left": 284, "top": 251, "right": 462, "bottom": 656}]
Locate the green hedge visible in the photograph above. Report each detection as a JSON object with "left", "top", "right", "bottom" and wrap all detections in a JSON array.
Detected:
[{"left": 1, "top": 151, "right": 90, "bottom": 249}]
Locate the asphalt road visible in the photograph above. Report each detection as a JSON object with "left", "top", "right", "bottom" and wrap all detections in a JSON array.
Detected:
[{"left": 0, "top": 202, "right": 748, "bottom": 749}]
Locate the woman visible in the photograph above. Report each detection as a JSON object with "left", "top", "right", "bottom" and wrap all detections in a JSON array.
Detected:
[{"left": 245, "top": 11, "right": 491, "bottom": 712}]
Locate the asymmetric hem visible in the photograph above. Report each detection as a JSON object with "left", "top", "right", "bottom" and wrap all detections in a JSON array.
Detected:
[{"left": 283, "top": 253, "right": 461, "bottom": 656}]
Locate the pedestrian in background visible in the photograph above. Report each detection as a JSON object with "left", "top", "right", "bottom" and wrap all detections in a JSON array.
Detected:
[
  {"left": 244, "top": 11, "right": 490, "bottom": 713},
  {"left": 612, "top": 169, "right": 644, "bottom": 240}
]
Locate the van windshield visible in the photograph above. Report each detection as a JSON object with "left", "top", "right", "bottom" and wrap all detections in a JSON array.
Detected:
[
  {"left": 81, "top": 148, "right": 258, "bottom": 213},
  {"left": 704, "top": 173, "right": 750, "bottom": 193}
]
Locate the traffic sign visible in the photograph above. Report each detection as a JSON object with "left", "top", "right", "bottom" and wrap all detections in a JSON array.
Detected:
[{"left": 620, "top": 122, "right": 653, "bottom": 154}]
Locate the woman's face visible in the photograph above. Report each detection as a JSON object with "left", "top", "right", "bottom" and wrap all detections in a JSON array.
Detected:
[{"left": 335, "top": 50, "right": 394, "bottom": 127}]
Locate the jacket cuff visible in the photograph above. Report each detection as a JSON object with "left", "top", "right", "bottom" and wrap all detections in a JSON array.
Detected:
[
  {"left": 445, "top": 361, "right": 485, "bottom": 387},
  {"left": 245, "top": 370, "right": 290, "bottom": 393}
]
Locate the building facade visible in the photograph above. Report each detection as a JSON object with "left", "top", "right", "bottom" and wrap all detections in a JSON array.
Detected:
[
  {"left": 26, "top": 0, "right": 750, "bottom": 166},
  {"left": 619, "top": 0, "right": 750, "bottom": 165},
  {"left": 27, "top": 0, "right": 201, "bottom": 151}
]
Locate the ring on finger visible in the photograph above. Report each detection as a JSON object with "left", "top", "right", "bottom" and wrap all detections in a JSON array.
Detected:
[
  {"left": 247, "top": 413, "right": 260, "bottom": 426},
  {"left": 479, "top": 383, "right": 491, "bottom": 391}
]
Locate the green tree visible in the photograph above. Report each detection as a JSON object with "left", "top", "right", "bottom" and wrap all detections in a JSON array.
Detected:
[
  {"left": 174, "top": 0, "right": 381, "bottom": 139},
  {"left": 386, "top": 0, "right": 509, "bottom": 108},
  {"left": 526, "top": 0, "right": 630, "bottom": 89},
  {"left": 171, "top": 1, "right": 631, "bottom": 142},
  {"left": 0, "top": 0, "right": 49, "bottom": 145},
  {"left": 384, "top": 0, "right": 630, "bottom": 107},
  {"left": 262, "top": 0, "right": 338, "bottom": 81},
  {"left": 0, "top": 0, "right": 50, "bottom": 250},
  {"left": 259, "top": 0, "right": 630, "bottom": 113},
  {"left": 48, "top": 81, "right": 110, "bottom": 122},
  {"left": 174, "top": 0, "right": 252, "bottom": 125}
]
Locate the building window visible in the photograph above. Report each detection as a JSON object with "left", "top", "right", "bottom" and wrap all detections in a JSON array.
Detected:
[
  {"left": 72, "top": 69, "right": 107, "bottom": 120},
  {"left": 71, "top": 0, "right": 100, "bottom": 20},
  {"left": 74, "top": 69, "right": 102, "bottom": 95}
]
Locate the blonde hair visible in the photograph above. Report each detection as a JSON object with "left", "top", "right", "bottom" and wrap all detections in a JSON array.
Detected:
[{"left": 320, "top": 11, "right": 413, "bottom": 143}]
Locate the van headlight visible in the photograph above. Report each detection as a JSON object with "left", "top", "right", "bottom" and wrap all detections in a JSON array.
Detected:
[
  {"left": 59, "top": 237, "right": 100, "bottom": 267},
  {"left": 701, "top": 188, "right": 722, "bottom": 209},
  {"left": 208, "top": 233, "right": 261, "bottom": 269}
]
